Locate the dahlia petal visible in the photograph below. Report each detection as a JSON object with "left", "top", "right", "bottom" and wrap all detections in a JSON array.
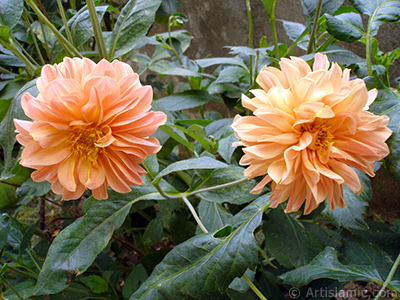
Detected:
[
  {"left": 100, "top": 155, "right": 132, "bottom": 193},
  {"left": 21, "top": 141, "right": 71, "bottom": 167},
  {"left": 42, "top": 79, "right": 81, "bottom": 104},
  {"left": 14, "top": 119, "right": 32, "bottom": 136},
  {"left": 332, "top": 82, "right": 368, "bottom": 113},
  {"left": 329, "top": 63, "right": 343, "bottom": 91},
  {"left": 37, "top": 65, "right": 60, "bottom": 94},
  {"left": 50, "top": 92, "right": 86, "bottom": 121},
  {"left": 30, "top": 122, "right": 69, "bottom": 148},
  {"left": 62, "top": 183, "right": 85, "bottom": 200},
  {"left": 295, "top": 78, "right": 327, "bottom": 103},
  {"left": 81, "top": 86, "right": 104, "bottom": 125},
  {"left": 256, "top": 67, "right": 289, "bottom": 91},
  {"left": 280, "top": 58, "right": 302, "bottom": 89},
  {"left": 250, "top": 175, "right": 272, "bottom": 194},
  {"left": 313, "top": 53, "right": 330, "bottom": 71},
  {"left": 268, "top": 159, "right": 287, "bottom": 183},
  {"left": 57, "top": 154, "right": 77, "bottom": 192},
  {"left": 291, "top": 56, "right": 312, "bottom": 76},
  {"left": 92, "top": 184, "right": 108, "bottom": 200},
  {"left": 88, "top": 59, "right": 117, "bottom": 79},
  {"left": 111, "top": 60, "right": 135, "bottom": 81},
  {"left": 329, "top": 160, "right": 362, "bottom": 193}
]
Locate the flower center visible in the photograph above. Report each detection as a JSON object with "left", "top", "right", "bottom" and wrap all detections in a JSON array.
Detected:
[
  {"left": 302, "top": 123, "right": 334, "bottom": 153},
  {"left": 69, "top": 126, "right": 104, "bottom": 162}
]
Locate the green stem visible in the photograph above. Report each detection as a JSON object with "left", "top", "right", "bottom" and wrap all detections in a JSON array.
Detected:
[
  {"left": 184, "top": 191, "right": 268, "bottom": 300},
  {"left": 167, "top": 16, "right": 194, "bottom": 89},
  {"left": 0, "top": 38, "right": 36, "bottom": 76},
  {"left": 243, "top": 275, "right": 268, "bottom": 300},
  {"left": 22, "top": 11, "right": 45, "bottom": 65},
  {"left": 306, "top": 0, "right": 323, "bottom": 54},
  {"left": 24, "top": 0, "right": 82, "bottom": 58},
  {"left": 0, "top": 65, "right": 12, "bottom": 74},
  {"left": 26, "top": 249, "right": 41, "bottom": 272},
  {"left": 374, "top": 252, "right": 400, "bottom": 300},
  {"left": 182, "top": 194, "right": 208, "bottom": 234},
  {"left": 268, "top": 6, "right": 279, "bottom": 61},
  {"left": 186, "top": 177, "right": 248, "bottom": 196},
  {"left": 56, "top": 0, "right": 74, "bottom": 44},
  {"left": 36, "top": 17, "right": 51, "bottom": 61},
  {"left": 246, "top": 0, "right": 253, "bottom": 86},
  {"left": 12, "top": 36, "right": 39, "bottom": 68},
  {"left": 366, "top": 20, "right": 373, "bottom": 76},
  {"left": 87, "top": 0, "right": 108, "bottom": 60},
  {"left": 0, "top": 262, "right": 37, "bottom": 280},
  {"left": 70, "top": 0, "right": 76, "bottom": 11},
  {"left": 0, "top": 276, "right": 25, "bottom": 300}
]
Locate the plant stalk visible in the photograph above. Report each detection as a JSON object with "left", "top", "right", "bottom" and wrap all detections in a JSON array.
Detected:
[
  {"left": 86, "top": 0, "right": 108, "bottom": 60},
  {"left": 246, "top": 0, "right": 253, "bottom": 86},
  {"left": 181, "top": 192, "right": 268, "bottom": 300},
  {"left": 306, "top": 0, "right": 323, "bottom": 54},
  {"left": 0, "top": 38, "right": 37, "bottom": 76},
  {"left": 0, "top": 276, "right": 25, "bottom": 300},
  {"left": 56, "top": 0, "right": 74, "bottom": 44},
  {"left": 374, "top": 252, "right": 400, "bottom": 300},
  {"left": 24, "top": 0, "right": 82, "bottom": 57},
  {"left": 268, "top": 5, "right": 279, "bottom": 61}
]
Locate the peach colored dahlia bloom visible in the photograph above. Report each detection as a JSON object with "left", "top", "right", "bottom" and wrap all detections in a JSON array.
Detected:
[
  {"left": 232, "top": 53, "right": 391, "bottom": 214},
  {"left": 14, "top": 58, "right": 166, "bottom": 200}
]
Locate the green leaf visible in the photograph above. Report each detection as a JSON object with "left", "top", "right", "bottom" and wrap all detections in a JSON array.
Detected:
[
  {"left": 0, "top": 213, "right": 11, "bottom": 251},
  {"left": 0, "top": 182, "right": 17, "bottom": 209},
  {"left": 280, "top": 246, "right": 383, "bottom": 286},
  {"left": 340, "top": 229, "right": 396, "bottom": 280},
  {"left": 16, "top": 179, "right": 51, "bottom": 207},
  {"left": 195, "top": 57, "right": 248, "bottom": 71},
  {"left": 143, "top": 218, "right": 164, "bottom": 246},
  {"left": 0, "top": 54, "right": 24, "bottom": 67},
  {"left": 261, "top": 0, "right": 277, "bottom": 18},
  {"left": 215, "top": 66, "right": 249, "bottom": 84},
  {"left": 0, "top": 0, "right": 23, "bottom": 29},
  {"left": 34, "top": 184, "right": 161, "bottom": 295},
  {"left": 325, "top": 12, "right": 365, "bottom": 42},
  {"left": 80, "top": 275, "right": 108, "bottom": 294},
  {"left": 3, "top": 280, "right": 36, "bottom": 300},
  {"left": 130, "top": 194, "right": 270, "bottom": 299},
  {"left": 161, "top": 67, "right": 216, "bottom": 80},
  {"left": 157, "top": 90, "right": 215, "bottom": 111},
  {"left": 263, "top": 206, "right": 323, "bottom": 268},
  {"left": 350, "top": 0, "right": 400, "bottom": 36},
  {"left": 185, "top": 124, "right": 212, "bottom": 152},
  {"left": 159, "top": 124, "right": 194, "bottom": 150},
  {"left": 301, "top": 0, "right": 345, "bottom": 30},
  {"left": 197, "top": 200, "right": 232, "bottom": 233},
  {"left": 366, "top": 77, "right": 400, "bottom": 181},
  {"left": 198, "top": 166, "right": 257, "bottom": 205},
  {"left": 0, "top": 79, "right": 35, "bottom": 174},
  {"left": 322, "top": 169, "right": 371, "bottom": 229},
  {"left": 218, "top": 132, "right": 238, "bottom": 163},
  {"left": 106, "top": 0, "right": 162, "bottom": 59},
  {"left": 160, "top": 0, "right": 179, "bottom": 15},
  {"left": 0, "top": 25, "right": 10, "bottom": 44},
  {"left": 228, "top": 269, "right": 256, "bottom": 293},
  {"left": 123, "top": 264, "right": 148, "bottom": 299},
  {"left": 66, "top": 5, "right": 109, "bottom": 48},
  {"left": 281, "top": 20, "right": 309, "bottom": 50},
  {"left": 153, "top": 157, "right": 228, "bottom": 185}
]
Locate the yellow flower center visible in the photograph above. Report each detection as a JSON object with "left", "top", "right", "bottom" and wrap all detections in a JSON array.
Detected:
[
  {"left": 69, "top": 126, "right": 104, "bottom": 162},
  {"left": 302, "top": 122, "right": 334, "bottom": 153}
]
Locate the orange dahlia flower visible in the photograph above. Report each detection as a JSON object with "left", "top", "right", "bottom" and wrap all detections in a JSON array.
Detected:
[
  {"left": 232, "top": 53, "right": 391, "bottom": 214},
  {"left": 14, "top": 58, "right": 166, "bottom": 200}
]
